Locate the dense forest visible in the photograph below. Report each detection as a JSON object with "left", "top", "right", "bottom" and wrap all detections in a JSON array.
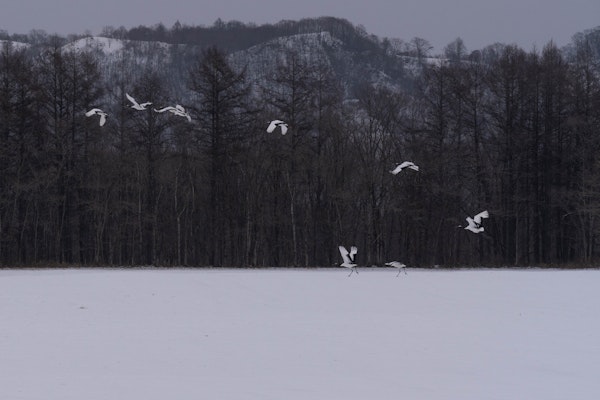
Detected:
[{"left": 0, "top": 19, "right": 599, "bottom": 268}]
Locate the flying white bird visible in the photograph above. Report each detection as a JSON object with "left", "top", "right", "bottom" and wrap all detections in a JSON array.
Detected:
[
  {"left": 390, "top": 161, "right": 419, "bottom": 175},
  {"left": 85, "top": 108, "right": 107, "bottom": 126},
  {"left": 267, "top": 120, "right": 288, "bottom": 135},
  {"left": 154, "top": 104, "right": 192, "bottom": 122},
  {"left": 338, "top": 245, "right": 358, "bottom": 276},
  {"left": 385, "top": 261, "right": 407, "bottom": 276},
  {"left": 126, "top": 93, "right": 152, "bottom": 110},
  {"left": 168, "top": 104, "right": 192, "bottom": 122},
  {"left": 463, "top": 210, "right": 489, "bottom": 233}
]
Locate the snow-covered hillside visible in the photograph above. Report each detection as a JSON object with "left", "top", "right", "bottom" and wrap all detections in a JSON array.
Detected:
[
  {"left": 227, "top": 30, "right": 404, "bottom": 94},
  {"left": 0, "top": 39, "right": 30, "bottom": 50},
  {"left": 63, "top": 36, "right": 126, "bottom": 55},
  {"left": 56, "top": 32, "right": 411, "bottom": 100},
  {"left": 61, "top": 37, "right": 202, "bottom": 98},
  {"left": 227, "top": 31, "right": 342, "bottom": 86}
]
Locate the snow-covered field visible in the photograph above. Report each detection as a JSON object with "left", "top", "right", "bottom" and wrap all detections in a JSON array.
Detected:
[{"left": 2, "top": 268, "right": 599, "bottom": 399}]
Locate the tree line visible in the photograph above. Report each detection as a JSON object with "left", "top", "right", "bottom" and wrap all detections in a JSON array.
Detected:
[
  {"left": 0, "top": 33, "right": 599, "bottom": 268},
  {"left": 100, "top": 16, "right": 383, "bottom": 54}
]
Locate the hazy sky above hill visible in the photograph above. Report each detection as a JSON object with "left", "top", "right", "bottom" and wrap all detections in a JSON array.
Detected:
[{"left": 2, "top": 0, "right": 598, "bottom": 53}]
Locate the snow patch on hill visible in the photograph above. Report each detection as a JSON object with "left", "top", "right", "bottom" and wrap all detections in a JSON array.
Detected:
[{"left": 0, "top": 39, "right": 30, "bottom": 50}]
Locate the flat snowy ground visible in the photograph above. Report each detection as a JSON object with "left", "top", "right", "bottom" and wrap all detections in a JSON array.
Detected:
[{"left": 1, "top": 268, "right": 599, "bottom": 399}]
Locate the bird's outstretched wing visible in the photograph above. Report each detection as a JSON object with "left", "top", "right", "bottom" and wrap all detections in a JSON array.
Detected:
[
  {"left": 339, "top": 246, "right": 351, "bottom": 264},
  {"left": 390, "top": 161, "right": 418, "bottom": 175},
  {"left": 389, "top": 165, "right": 403, "bottom": 175},
  {"left": 266, "top": 120, "right": 278, "bottom": 133},
  {"left": 349, "top": 246, "right": 358, "bottom": 262},
  {"left": 154, "top": 106, "right": 176, "bottom": 113},
  {"left": 98, "top": 113, "right": 107, "bottom": 126},
  {"left": 126, "top": 93, "right": 139, "bottom": 107},
  {"left": 464, "top": 216, "right": 484, "bottom": 233},
  {"left": 85, "top": 108, "right": 101, "bottom": 117},
  {"left": 267, "top": 120, "right": 285, "bottom": 133},
  {"left": 473, "top": 210, "right": 489, "bottom": 224}
]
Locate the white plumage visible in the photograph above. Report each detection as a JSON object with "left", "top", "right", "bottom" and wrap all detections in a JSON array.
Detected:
[
  {"left": 267, "top": 120, "right": 288, "bottom": 135},
  {"left": 85, "top": 108, "right": 107, "bottom": 126},
  {"left": 385, "top": 261, "right": 407, "bottom": 276},
  {"left": 390, "top": 161, "right": 419, "bottom": 175},
  {"left": 338, "top": 245, "right": 358, "bottom": 276},
  {"left": 464, "top": 210, "right": 489, "bottom": 233},
  {"left": 154, "top": 104, "right": 192, "bottom": 122},
  {"left": 126, "top": 93, "right": 152, "bottom": 110}
]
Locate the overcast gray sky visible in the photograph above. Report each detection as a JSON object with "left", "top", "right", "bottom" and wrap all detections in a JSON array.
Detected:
[{"left": 2, "top": 0, "right": 598, "bottom": 53}]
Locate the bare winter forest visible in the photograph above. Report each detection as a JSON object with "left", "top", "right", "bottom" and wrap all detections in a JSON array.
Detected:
[{"left": 1, "top": 18, "right": 599, "bottom": 267}]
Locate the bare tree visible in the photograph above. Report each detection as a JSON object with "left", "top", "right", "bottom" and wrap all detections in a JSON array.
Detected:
[{"left": 188, "top": 46, "right": 252, "bottom": 266}]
